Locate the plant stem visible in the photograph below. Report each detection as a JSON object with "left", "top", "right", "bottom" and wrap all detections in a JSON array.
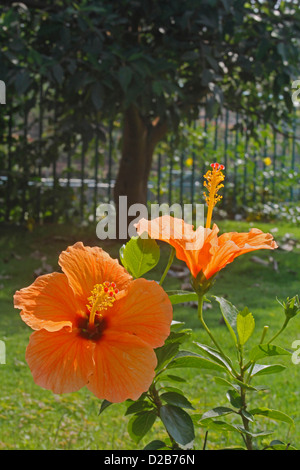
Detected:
[
  {"left": 240, "top": 386, "right": 253, "bottom": 450},
  {"left": 267, "top": 318, "right": 289, "bottom": 344},
  {"left": 159, "top": 246, "right": 175, "bottom": 286},
  {"left": 203, "top": 431, "right": 209, "bottom": 450},
  {"left": 238, "top": 348, "right": 253, "bottom": 450},
  {"left": 197, "top": 294, "right": 231, "bottom": 364}
]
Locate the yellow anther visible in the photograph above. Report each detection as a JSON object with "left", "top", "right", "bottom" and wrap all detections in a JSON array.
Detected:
[
  {"left": 87, "top": 282, "right": 118, "bottom": 327},
  {"left": 203, "top": 163, "right": 225, "bottom": 229}
]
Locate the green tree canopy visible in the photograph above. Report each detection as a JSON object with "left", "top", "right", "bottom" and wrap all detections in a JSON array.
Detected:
[{"left": 1, "top": 0, "right": 300, "bottom": 214}]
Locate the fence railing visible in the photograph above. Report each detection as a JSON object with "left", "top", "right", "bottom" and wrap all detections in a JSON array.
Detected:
[{"left": 0, "top": 103, "right": 299, "bottom": 226}]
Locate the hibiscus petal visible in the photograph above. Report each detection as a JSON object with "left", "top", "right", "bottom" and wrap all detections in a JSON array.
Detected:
[
  {"left": 14, "top": 272, "right": 81, "bottom": 332},
  {"left": 218, "top": 228, "right": 278, "bottom": 258},
  {"left": 58, "top": 242, "right": 132, "bottom": 302},
  {"left": 135, "top": 215, "right": 195, "bottom": 252},
  {"left": 107, "top": 278, "right": 172, "bottom": 348},
  {"left": 87, "top": 331, "right": 157, "bottom": 403},
  {"left": 26, "top": 328, "right": 95, "bottom": 395},
  {"left": 203, "top": 240, "right": 240, "bottom": 279}
]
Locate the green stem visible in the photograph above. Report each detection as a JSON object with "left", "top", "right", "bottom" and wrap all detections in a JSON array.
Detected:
[
  {"left": 159, "top": 246, "right": 175, "bottom": 286},
  {"left": 238, "top": 347, "right": 253, "bottom": 450},
  {"left": 245, "top": 325, "right": 269, "bottom": 383},
  {"left": 267, "top": 318, "right": 289, "bottom": 345},
  {"left": 239, "top": 385, "right": 253, "bottom": 450},
  {"left": 197, "top": 294, "right": 237, "bottom": 376}
]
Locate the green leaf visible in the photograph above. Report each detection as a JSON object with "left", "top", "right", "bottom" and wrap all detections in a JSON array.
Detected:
[
  {"left": 167, "top": 351, "right": 227, "bottom": 373},
  {"left": 214, "top": 376, "right": 261, "bottom": 392},
  {"left": 214, "top": 296, "right": 238, "bottom": 345},
  {"left": 119, "top": 236, "right": 160, "bottom": 278},
  {"left": 226, "top": 389, "right": 242, "bottom": 408},
  {"left": 127, "top": 410, "right": 157, "bottom": 443},
  {"left": 118, "top": 66, "right": 133, "bottom": 92},
  {"left": 155, "top": 341, "right": 180, "bottom": 371},
  {"left": 160, "top": 392, "right": 195, "bottom": 410},
  {"left": 91, "top": 82, "right": 103, "bottom": 110},
  {"left": 251, "top": 364, "right": 286, "bottom": 377},
  {"left": 163, "top": 374, "right": 187, "bottom": 383},
  {"left": 200, "top": 406, "right": 236, "bottom": 420},
  {"left": 194, "top": 342, "right": 233, "bottom": 372},
  {"left": 250, "top": 407, "right": 294, "bottom": 425},
  {"left": 237, "top": 307, "right": 255, "bottom": 346},
  {"left": 167, "top": 291, "right": 198, "bottom": 305},
  {"left": 160, "top": 405, "right": 195, "bottom": 446},
  {"left": 52, "top": 63, "right": 64, "bottom": 84},
  {"left": 241, "top": 409, "right": 254, "bottom": 422},
  {"left": 249, "top": 344, "right": 291, "bottom": 362},
  {"left": 199, "top": 419, "right": 241, "bottom": 434},
  {"left": 15, "top": 70, "right": 31, "bottom": 95},
  {"left": 143, "top": 440, "right": 168, "bottom": 450},
  {"left": 98, "top": 399, "right": 112, "bottom": 415},
  {"left": 125, "top": 400, "right": 152, "bottom": 416}
]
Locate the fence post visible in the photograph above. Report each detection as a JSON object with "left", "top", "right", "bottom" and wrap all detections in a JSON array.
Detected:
[
  {"left": 107, "top": 120, "right": 113, "bottom": 202},
  {"left": 233, "top": 112, "right": 239, "bottom": 209},
  {"left": 93, "top": 125, "right": 99, "bottom": 222},
  {"left": 5, "top": 106, "right": 13, "bottom": 222},
  {"left": 223, "top": 110, "right": 229, "bottom": 205},
  {"left": 291, "top": 117, "right": 296, "bottom": 201},
  {"left": 36, "top": 76, "right": 43, "bottom": 223}
]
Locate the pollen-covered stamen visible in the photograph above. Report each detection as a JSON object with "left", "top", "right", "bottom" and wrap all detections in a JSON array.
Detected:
[
  {"left": 87, "top": 281, "right": 118, "bottom": 327},
  {"left": 203, "top": 163, "right": 225, "bottom": 229}
]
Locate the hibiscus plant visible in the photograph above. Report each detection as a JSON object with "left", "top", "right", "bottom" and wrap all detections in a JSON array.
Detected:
[{"left": 14, "top": 163, "right": 299, "bottom": 450}]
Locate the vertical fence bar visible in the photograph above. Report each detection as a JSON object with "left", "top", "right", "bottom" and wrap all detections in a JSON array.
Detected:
[
  {"left": 223, "top": 110, "right": 229, "bottom": 206},
  {"left": 262, "top": 135, "right": 267, "bottom": 205},
  {"left": 252, "top": 151, "right": 257, "bottom": 203},
  {"left": 233, "top": 112, "right": 239, "bottom": 209},
  {"left": 168, "top": 142, "right": 173, "bottom": 206},
  {"left": 157, "top": 152, "right": 162, "bottom": 205},
  {"left": 21, "top": 105, "right": 28, "bottom": 222},
  {"left": 243, "top": 131, "right": 249, "bottom": 206},
  {"left": 272, "top": 130, "right": 277, "bottom": 200},
  {"left": 214, "top": 115, "right": 218, "bottom": 151},
  {"left": 180, "top": 151, "right": 184, "bottom": 206},
  {"left": 93, "top": 127, "right": 99, "bottom": 222},
  {"left": 243, "top": 135, "right": 249, "bottom": 206},
  {"left": 107, "top": 120, "right": 113, "bottom": 202},
  {"left": 36, "top": 77, "right": 43, "bottom": 223},
  {"left": 191, "top": 121, "right": 196, "bottom": 207},
  {"left": 67, "top": 139, "right": 72, "bottom": 188},
  {"left": 291, "top": 118, "right": 296, "bottom": 201},
  {"left": 52, "top": 91, "right": 58, "bottom": 221},
  {"left": 80, "top": 140, "right": 86, "bottom": 221},
  {"left": 5, "top": 107, "right": 13, "bottom": 222}
]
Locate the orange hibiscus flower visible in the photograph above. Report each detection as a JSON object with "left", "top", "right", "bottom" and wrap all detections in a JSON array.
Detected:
[
  {"left": 14, "top": 242, "right": 172, "bottom": 403},
  {"left": 135, "top": 217, "right": 277, "bottom": 281},
  {"left": 135, "top": 163, "right": 277, "bottom": 291}
]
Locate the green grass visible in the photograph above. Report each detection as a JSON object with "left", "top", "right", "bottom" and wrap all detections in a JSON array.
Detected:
[{"left": 0, "top": 219, "right": 299, "bottom": 450}]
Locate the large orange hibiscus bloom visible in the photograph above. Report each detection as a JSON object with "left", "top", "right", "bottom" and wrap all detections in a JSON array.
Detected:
[
  {"left": 135, "top": 163, "right": 277, "bottom": 289},
  {"left": 135, "top": 216, "right": 277, "bottom": 281},
  {"left": 14, "top": 242, "right": 172, "bottom": 403}
]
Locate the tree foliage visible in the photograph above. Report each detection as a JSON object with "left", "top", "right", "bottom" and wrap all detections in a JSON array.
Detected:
[{"left": 1, "top": 0, "right": 300, "bottom": 214}]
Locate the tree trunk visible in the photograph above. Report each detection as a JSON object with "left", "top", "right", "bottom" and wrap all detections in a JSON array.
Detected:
[{"left": 114, "top": 105, "right": 167, "bottom": 236}]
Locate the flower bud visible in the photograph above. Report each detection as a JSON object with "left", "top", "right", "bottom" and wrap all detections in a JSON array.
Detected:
[{"left": 279, "top": 295, "right": 300, "bottom": 320}]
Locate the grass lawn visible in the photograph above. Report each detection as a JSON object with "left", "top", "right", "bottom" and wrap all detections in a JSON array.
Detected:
[{"left": 0, "top": 219, "right": 299, "bottom": 450}]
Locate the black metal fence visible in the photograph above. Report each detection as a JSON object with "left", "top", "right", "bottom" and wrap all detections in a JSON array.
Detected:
[{"left": 1, "top": 101, "right": 300, "bottom": 226}]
